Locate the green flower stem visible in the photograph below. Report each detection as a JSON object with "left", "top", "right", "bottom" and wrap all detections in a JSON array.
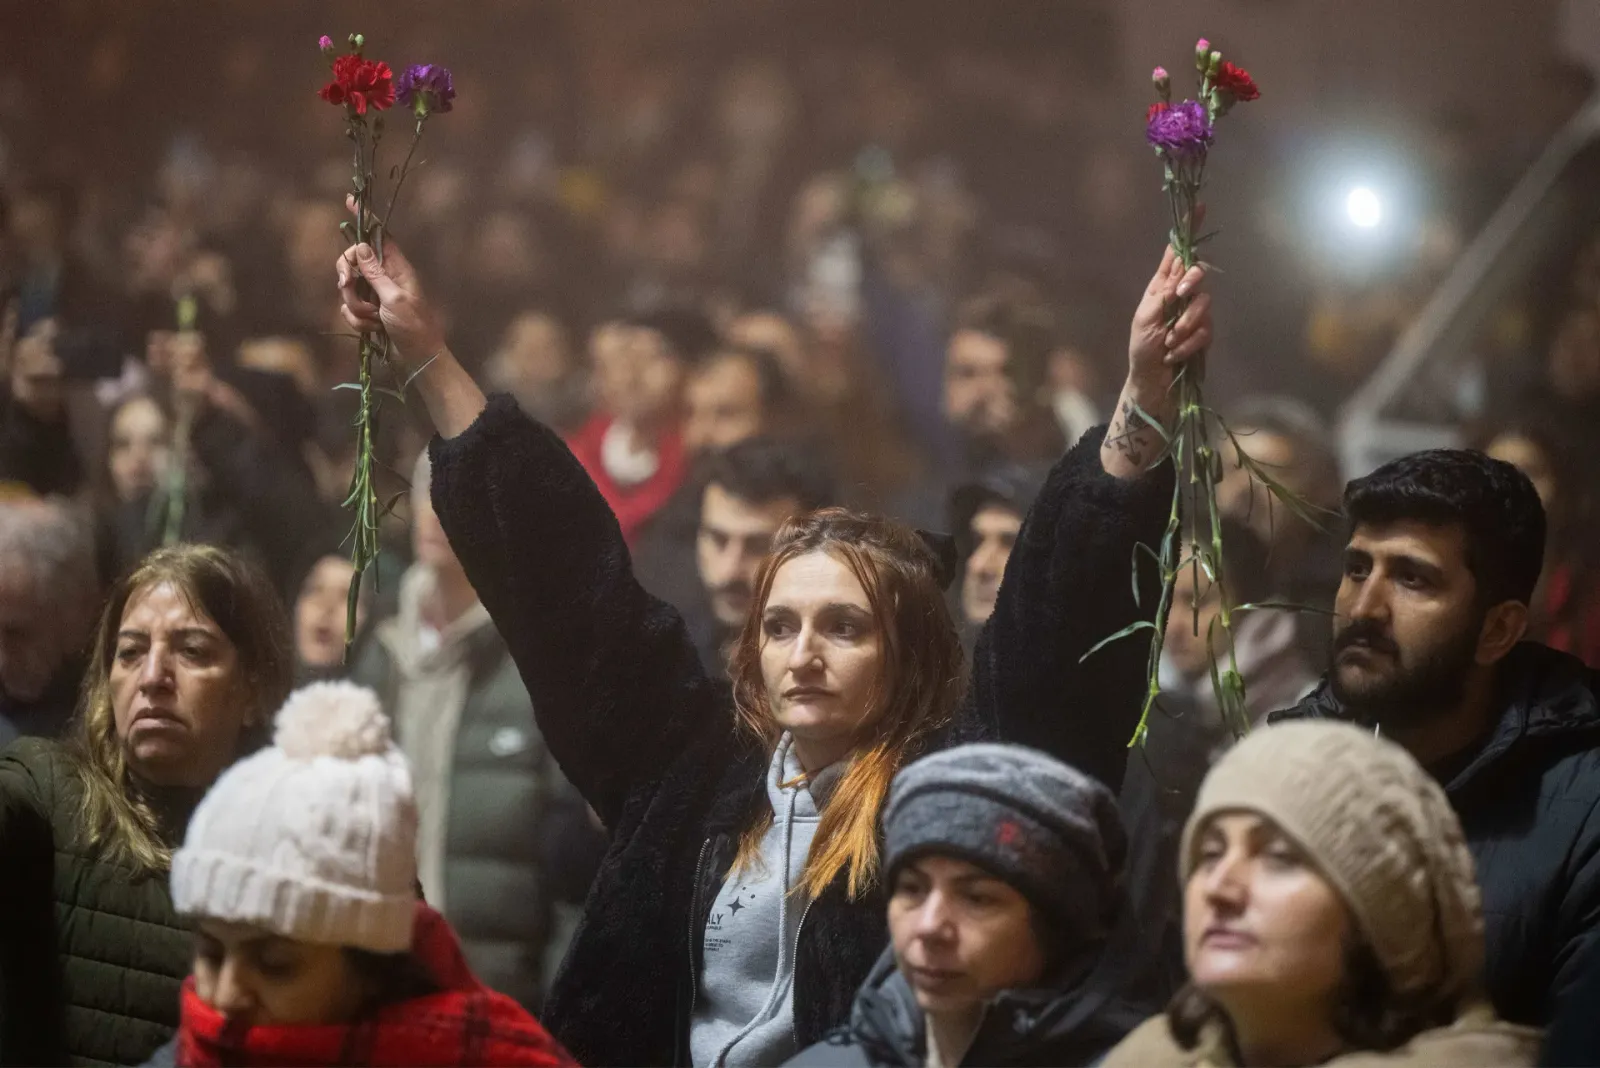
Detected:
[
  {"left": 381, "top": 119, "right": 427, "bottom": 254},
  {"left": 341, "top": 115, "right": 382, "bottom": 653},
  {"left": 162, "top": 397, "right": 193, "bottom": 546},
  {"left": 1110, "top": 50, "right": 1290, "bottom": 746},
  {"left": 1124, "top": 143, "right": 1254, "bottom": 747},
  {"left": 337, "top": 105, "right": 434, "bottom": 656}
]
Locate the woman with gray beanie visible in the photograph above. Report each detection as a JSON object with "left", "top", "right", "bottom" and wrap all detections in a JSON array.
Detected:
[
  {"left": 1102, "top": 720, "right": 1540, "bottom": 1068},
  {"left": 789, "top": 743, "right": 1146, "bottom": 1067}
]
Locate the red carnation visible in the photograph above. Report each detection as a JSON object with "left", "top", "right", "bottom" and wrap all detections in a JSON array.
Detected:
[
  {"left": 1146, "top": 101, "right": 1171, "bottom": 123},
  {"left": 320, "top": 55, "right": 395, "bottom": 115},
  {"left": 1214, "top": 61, "right": 1259, "bottom": 103}
]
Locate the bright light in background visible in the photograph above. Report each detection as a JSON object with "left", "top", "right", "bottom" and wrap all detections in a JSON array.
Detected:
[{"left": 1346, "top": 186, "right": 1383, "bottom": 229}]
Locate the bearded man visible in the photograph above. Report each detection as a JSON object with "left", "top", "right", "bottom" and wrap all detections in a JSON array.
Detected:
[{"left": 1270, "top": 449, "right": 1600, "bottom": 1056}]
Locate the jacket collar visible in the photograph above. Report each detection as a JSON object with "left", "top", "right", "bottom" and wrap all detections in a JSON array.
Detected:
[
  {"left": 1272, "top": 642, "right": 1600, "bottom": 794},
  {"left": 844, "top": 945, "right": 1140, "bottom": 1066}
]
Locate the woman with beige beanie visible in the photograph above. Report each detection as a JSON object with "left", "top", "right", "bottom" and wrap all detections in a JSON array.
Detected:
[
  {"left": 155, "top": 681, "right": 573, "bottom": 1067},
  {"left": 1102, "top": 720, "right": 1540, "bottom": 1068}
]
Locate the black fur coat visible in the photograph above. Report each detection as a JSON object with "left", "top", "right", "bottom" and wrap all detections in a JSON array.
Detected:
[{"left": 428, "top": 394, "right": 1171, "bottom": 1066}]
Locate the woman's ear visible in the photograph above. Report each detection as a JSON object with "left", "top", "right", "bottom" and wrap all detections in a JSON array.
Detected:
[{"left": 1476, "top": 601, "right": 1529, "bottom": 666}]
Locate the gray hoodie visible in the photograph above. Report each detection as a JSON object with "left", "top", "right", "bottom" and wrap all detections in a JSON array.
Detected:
[{"left": 689, "top": 733, "right": 844, "bottom": 1067}]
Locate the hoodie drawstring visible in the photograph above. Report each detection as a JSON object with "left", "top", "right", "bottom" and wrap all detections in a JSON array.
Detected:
[{"left": 711, "top": 781, "right": 800, "bottom": 1066}]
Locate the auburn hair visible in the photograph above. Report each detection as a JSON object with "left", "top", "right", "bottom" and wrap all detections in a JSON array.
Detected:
[
  {"left": 728, "top": 508, "right": 966, "bottom": 901},
  {"left": 67, "top": 544, "right": 293, "bottom": 874}
]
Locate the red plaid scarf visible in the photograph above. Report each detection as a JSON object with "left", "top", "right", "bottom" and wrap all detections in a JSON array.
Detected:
[{"left": 176, "top": 905, "right": 575, "bottom": 1067}]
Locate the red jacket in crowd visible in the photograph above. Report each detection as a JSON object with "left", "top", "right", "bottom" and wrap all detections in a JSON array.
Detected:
[{"left": 565, "top": 413, "right": 687, "bottom": 545}]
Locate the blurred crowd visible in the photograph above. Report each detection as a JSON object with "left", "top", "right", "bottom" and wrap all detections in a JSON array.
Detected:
[{"left": 0, "top": 7, "right": 1599, "bottom": 1061}]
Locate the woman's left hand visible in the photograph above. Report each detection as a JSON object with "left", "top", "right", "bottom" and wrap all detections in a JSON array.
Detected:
[
  {"left": 1102, "top": 241, "right": 1213, "bottom": 480},
  {"left": 1127, "top": 242, "right": 1211, "bottom": 391}
]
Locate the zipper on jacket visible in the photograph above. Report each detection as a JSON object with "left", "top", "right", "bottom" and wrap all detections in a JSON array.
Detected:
[
  {"left": 686, "top": 836, "right": 713, "bottom": 1023},
  {"left": 789, "top": 895, "right": 817, "bottom": 1048}
]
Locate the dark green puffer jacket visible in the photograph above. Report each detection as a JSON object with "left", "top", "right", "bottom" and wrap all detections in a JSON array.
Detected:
[
  {"left": 0, "top": 738, "right": 190, "bottom": 1066},
  {"left": 350, "top": 610, "right": 593, "bottom": 1013}
]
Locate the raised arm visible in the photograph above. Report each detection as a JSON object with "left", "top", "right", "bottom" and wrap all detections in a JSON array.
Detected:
[
  {"left": 959, "top": 246, "right": 1209, "bottom": 792},
  {"left": 336, "top": 237, "right": 726, "bottom": 828}
]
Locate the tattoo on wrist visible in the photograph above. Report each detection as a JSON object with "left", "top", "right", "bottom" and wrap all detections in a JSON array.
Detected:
[{"left": 1106, "top": 399, "right": 1159, "bottom": 467}]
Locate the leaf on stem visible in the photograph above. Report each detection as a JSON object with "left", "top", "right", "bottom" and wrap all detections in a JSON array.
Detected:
[
  {"left": 1079, "top": 619, "right": 1159, "bottom": 663},
  {"left": 344, "top": 574, "right": 363, "bottom": 650},
  {"left": 1132, "top": 541, "right": 1164, "bottom": 607},
  {"left": 1128, "top": 398, "right": 1172, "bottom": 446},
  {"left": 1233, "top": 599, "right": 1339, "bottom": 617},
  {"left": 1216, "top": 668, "right": 1251, "bottom": 739},
  {"left": 400, "top": 351, "right": 441, "bottom": 392},
  {"left": 380, "top": 489, "right": 409, "bottom": 518}
]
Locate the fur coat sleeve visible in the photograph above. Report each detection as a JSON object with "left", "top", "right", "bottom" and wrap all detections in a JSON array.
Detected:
[
  {"left": 427, "top": 393, "right": 727, "bottom": 828},
  {"left": 958, "top": 424, "right": 1173, "bottom": 793}
]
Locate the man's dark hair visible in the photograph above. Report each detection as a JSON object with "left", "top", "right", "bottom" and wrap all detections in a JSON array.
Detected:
[
  {"left": 951, "top": 292, "right": 1058, "bottom": 399},
  {"left": 1343, "top": 449, "right": 1546, "bottom": 607},
  {"left": 948, "top": 464, "right": 1046, "bottom": 561},
  {"left": 697, "top": 345, "right": 795, "bottom": 417},
  {"left": 625, "top": 305, "right": 719, "bottom": 364},
  {"left": 700, "top": 436, "right": 836, "bottom": 514}
]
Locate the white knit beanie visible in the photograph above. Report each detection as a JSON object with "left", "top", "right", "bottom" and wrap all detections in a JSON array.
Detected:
[{"left": 171, "top": 681, "right": 419, "bottom": 954}]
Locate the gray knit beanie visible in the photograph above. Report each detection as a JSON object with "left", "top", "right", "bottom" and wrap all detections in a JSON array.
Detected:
[
  {"left": 883, "top": 743, "right": 1127, "bottom": 942},
  {"left": 1181, "top": 720, "right": 1485, "bottom": 1012}
]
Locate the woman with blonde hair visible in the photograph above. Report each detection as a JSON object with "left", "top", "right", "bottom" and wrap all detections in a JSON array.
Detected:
[
  {"left": 0, "top": 543, "right": 292, "bottom": 1064},
  {"left": 1102, "top": 721, "right": 1541, "bottom": 1067},
  {"left": 335, "top": 226, "right": 1212, "bottom": 1064}
]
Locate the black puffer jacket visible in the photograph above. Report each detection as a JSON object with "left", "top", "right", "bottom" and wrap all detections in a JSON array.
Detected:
[
  {"left": 0, "top": 739, "right": 192, "bottom": 1067},
  {"left": 428, "top": 394, "right": 1170, "bottom": 1066},
  {"left": 786, "top": 948, "right": 1145, "bottom": 1067},
  {"left": 1271, "top": 642, "right": 1600, "bottom": 1037}
]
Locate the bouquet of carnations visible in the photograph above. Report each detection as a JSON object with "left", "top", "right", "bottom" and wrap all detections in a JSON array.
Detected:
[
  {"left": 316, "top": 33, "right": 454, "bottom": 651},
  {"left": 1093, "top": 40, "right": 1317, "bottom": 748}
]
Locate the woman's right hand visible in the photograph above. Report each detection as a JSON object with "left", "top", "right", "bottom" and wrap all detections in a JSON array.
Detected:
[
  {"left": 335, "top": 233, "right": 446, "bottom": 368},
  {"left": 333, "top": 203, "right": 486, "bottom": 439}
]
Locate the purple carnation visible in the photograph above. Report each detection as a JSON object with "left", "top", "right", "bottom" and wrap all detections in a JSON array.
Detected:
[
  {"left": 1146, "top": 99, "right": 1212, "bottom": 156},
  {"left": 397, "top": 63, "right": 455, "bottom": 115}
]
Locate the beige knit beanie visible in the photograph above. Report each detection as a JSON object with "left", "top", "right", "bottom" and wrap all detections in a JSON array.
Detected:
[
  {"left": 1180, "top": 720, "right": 1484, "bottom": 1012},
  {"left": 171, "top": 681, "right": 418, "bottom": 953}
]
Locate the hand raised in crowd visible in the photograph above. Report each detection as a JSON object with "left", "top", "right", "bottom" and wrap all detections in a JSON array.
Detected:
[
  {"left": 1128, "top": 243, "right": 1212, "bottom": 386},
  {"left": 334, "top": 196, "right": 486, "bottom": 439},
  {"left": 1102, "top": 237, "right": 1212, "bottom": 479},
  {"left": 336, "top": 197, "right": 447, "bottom": 369}
]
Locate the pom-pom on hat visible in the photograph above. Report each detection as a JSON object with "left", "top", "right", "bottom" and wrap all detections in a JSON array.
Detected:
[{"left": 171, "top": 681, "right": 418, "bottom": 953}]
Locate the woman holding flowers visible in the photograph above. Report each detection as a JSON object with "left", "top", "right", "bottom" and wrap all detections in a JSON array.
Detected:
[{"left": 335, "top": 225, "right": 1210, "bottom": 1065}]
